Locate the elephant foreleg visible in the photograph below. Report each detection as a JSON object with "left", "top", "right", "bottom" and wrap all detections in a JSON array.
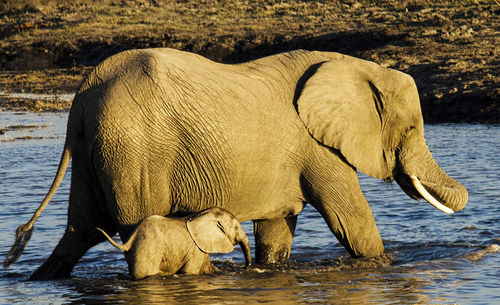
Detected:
[
  {"left": 302, "top": 152, "right": 385, "bottom": 258},
  {"left": 312, "top": 201, "right": 384, "bottom": 258},
  {"left": 178, "top": 252, "right": 214, "bottom": 275},
  {"left": 253, "top": 215, "right": 297, "bottom": 264}
]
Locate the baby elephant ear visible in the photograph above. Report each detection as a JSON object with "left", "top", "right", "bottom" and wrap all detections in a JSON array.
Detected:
[{"left": 186, "top": 209, "right": 234, "bottom": 254}]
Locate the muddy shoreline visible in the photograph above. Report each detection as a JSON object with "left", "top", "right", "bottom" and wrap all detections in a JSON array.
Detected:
[{"left": 0, "top": 1, "right": 498, "bottom": 123}]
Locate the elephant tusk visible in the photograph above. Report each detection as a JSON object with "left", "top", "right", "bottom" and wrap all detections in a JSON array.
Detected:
[{"left": 410, "top": 175, "right": 454, "bottom": 214}]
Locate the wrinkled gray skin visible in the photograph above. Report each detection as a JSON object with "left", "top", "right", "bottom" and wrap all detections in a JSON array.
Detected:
[
  {"left": 98, "top": 208, "right": 251, "bottom": 280},
  {"left": 7, "top": 48, "right": 468, "bottom": 280}
]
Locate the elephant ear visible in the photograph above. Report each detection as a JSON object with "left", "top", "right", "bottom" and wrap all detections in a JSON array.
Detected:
[
  {"left": 296, "top": 58, "right": 406, "bottom": 179},
  {"left": 186, "top": 210, "right": 234, "bottom": 254}
]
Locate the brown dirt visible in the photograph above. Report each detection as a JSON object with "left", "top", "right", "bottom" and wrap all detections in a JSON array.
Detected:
[{"left": 0, "top": 0, "right": 498, "bottom": 123}]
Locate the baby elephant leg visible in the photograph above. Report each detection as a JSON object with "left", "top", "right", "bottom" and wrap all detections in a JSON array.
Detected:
[{"left": 179, "top": 252, "right": 214, "bottom": 274}]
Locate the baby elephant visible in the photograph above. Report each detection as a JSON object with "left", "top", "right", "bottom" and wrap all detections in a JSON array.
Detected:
[{"left": 98, "top": 208, "right": 251, "bottom": 280}]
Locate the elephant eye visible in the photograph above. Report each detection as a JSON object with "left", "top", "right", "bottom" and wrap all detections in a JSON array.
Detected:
[{"left": 217, "top": 221, "right": 226, "bottom": 234}]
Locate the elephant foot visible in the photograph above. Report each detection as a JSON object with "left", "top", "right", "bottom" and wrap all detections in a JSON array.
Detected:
[
  {"left": 254, "top": 245, "right": 291, "bottom": 265},
  {"left": 29, "top": 225, "right": 110, "bottom": 280},
  {"left": 253, "top": 216, "right": 297, "bottom": 264},
  {"left": 29, "top": 251, "right": 74, "bottom": 280}
]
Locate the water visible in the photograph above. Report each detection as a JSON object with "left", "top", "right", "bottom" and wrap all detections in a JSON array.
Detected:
[
  {"left": 0, "top": 112, "right": 499, "bottom": 304},
  {"left": 0, "top": 91, "right": 75, "bottom": 102}
]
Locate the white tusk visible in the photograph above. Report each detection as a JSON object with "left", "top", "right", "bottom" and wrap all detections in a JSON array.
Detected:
[{"left": 410, "top": 175, "right": 454, "bottom": 214}]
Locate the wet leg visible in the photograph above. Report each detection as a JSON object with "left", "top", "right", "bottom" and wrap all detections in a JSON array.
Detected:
[
  {"left": 30, "top": 168, "right": 115, "bottom": 280},
  {"left": 253, "top": 215, "right": 297, "bottom": 264}
]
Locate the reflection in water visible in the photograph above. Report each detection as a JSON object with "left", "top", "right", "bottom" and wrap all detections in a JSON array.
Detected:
[
  {"left": 464, "top": 243, "right": 500, "bottom": 262},
  {"left": 0, "top": 115, "right": 499, "bottom": 304},
  {"left": 59, "top": 246, "right": 498, "bottom": 305},
  {"left": 64, "top": 263, "right": 458, "bottom": 304}
]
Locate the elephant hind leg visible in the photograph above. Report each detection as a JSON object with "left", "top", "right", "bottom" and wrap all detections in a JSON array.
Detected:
[
  {"left": 29, "top": 226, "right": 114, "bottom": 280},
  {"left": 253, "top": 215, "right": 297, "bottom": 264},
  {"left": 30, "top": 166, "right": 115, "bottom": 280}
]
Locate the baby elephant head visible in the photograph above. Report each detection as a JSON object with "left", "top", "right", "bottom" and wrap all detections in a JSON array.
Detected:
[{"left": 186, "top": 208, "right": 251, "bottom": 266}]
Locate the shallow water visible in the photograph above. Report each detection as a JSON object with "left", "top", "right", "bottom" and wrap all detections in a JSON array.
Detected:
[
  {"left": 0, "top": 91, "right": 75, "bottom": 102},
  {"left": 0, "top": 112, "right": 499, "bottom": 304}
]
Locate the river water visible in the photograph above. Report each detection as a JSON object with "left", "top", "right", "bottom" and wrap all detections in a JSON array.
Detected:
[{"left": 0, "top": 112, "right": 498, "bottom": 304}]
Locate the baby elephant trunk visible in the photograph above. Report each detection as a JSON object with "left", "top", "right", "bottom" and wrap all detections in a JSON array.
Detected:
[
  {"left": 237, "top": 229, "right": 252, "bottom": 266},
  {"left": 97, "top": 228, "right": 131, "bottom": 252}
]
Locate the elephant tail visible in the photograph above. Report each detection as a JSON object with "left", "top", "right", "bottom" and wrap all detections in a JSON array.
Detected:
[
  {"left": 4, "top": 146, "right": 71, "bottom": 268},
  {"left": 97, "top": 228, "right": 131, "bottom": 252}
]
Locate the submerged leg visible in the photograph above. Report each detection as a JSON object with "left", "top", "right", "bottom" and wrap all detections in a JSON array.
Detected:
[
  {"left": 30, "top": 166, "right": 115, "bottom": 280},
  {"left": 253, "top": 215, "right": 297, "bottom": 264},
  {"left": 29, "top": 227, "right": 114, "bottom": 280}
]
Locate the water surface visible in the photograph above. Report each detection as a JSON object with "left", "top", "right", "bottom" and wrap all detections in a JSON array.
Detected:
[{"left": 1, "top": 112, "right": 498, "bottom": 304}]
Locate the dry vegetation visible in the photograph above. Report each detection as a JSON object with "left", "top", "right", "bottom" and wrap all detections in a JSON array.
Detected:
[{"left": 0, "top": 0, "right": 498, "bottom": 122}]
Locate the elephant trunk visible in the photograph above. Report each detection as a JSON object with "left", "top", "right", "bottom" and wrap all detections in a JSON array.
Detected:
[
  {"left": 410, "top": 175, "right": 468, "bottom": 213},
  {"left": 237, "top": 230, "right": 252, "bottom": 266},
  {"left": 398, "top": 139, "right": 468, "bottom": 213}
]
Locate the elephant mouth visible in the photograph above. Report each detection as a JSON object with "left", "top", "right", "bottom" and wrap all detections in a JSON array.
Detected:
[
  {"left": 409, "top": 176, "right": 454, "bottom": 214},
  {"left": 395, "top": 172, "right": 468, "bottom": 214}
]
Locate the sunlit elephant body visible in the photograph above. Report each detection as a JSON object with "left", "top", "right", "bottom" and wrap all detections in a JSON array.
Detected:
[{"left": 6, "top": 48, "right": 467, "bottom": 280}]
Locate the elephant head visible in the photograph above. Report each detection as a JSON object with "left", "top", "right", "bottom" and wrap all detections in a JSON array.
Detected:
[
  {"left": 187, "top": 208, "right": 252, "bottom": 266},
  {"left": 296, "top": 56, "right": 468, "bottom": 213}
]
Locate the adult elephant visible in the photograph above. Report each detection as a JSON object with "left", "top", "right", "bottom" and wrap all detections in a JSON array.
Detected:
[{"left": 5, "top": 48, "right": 468, "bottom": 280}]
